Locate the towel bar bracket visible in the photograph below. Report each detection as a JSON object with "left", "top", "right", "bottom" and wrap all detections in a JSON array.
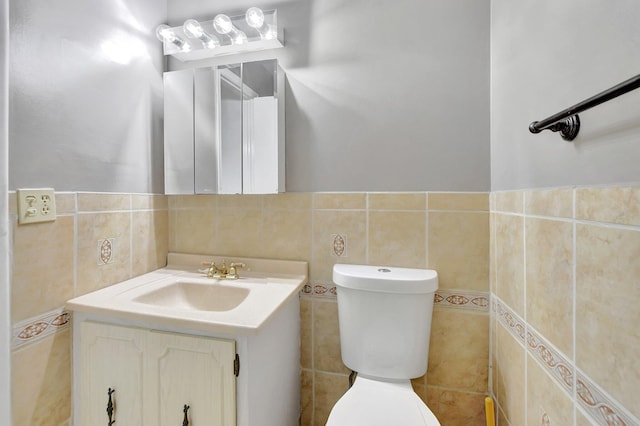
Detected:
[{"left": 529, "top": 114, "right": 580, "bottom": 141}]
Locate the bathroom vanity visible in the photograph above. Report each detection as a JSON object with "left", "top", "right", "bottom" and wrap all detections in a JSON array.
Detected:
[{"left": 67, "top": 253, "right": 307, "bottom": 426}]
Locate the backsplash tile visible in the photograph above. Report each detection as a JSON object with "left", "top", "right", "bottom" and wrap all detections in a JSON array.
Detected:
[
  {"left": 495, "top": 319, "right": 526, "bottom": 425},
  {"left": 311, "top": 209, "right": 366, "bottom": 283},
  {"left": 367, "top": 210, "right": 426, "bottom": 267},
  {"left": 525, "top": 217, "right": 573, "bottom": 357},
  {"left": 494, "top": 213, "right": 525, "bottom": 317},
  {"left": 10, "top": 191, "right": 168, "bottom": 329},
  {"left": 313, "top": 299, "right": 350, "bottom": 375},
  {"left": 575, "top": 186, "right": 640, "bottom": 225},
  {"left": 261, "top": 208, "right": 312, "bottom": 260},
  {"left": 76, "top": 212, "right": 131, "bottom": 295},
  {"left": 494, "top": 191, "right": 523, "bottom": 214},
  {"left": 368, "top": 192, "right": 426, "bottom": 210},
  {"left": 312, "top": 192, "right": 367, "bottom": 210},
  {"left": 77, "top": 192, "right": 130, "bottom": 212},
  {"left": 428, "top": 211, "right": 489, "bottom": 291},
  {"left": 526, "top": 355, "right": 573, "bottom": 426},
  {"left": 12, "top": 329, "right": 72, "bottom": 425},
  {"left": 11, "top": 215, "right": 75, "bottom": 323},
  {"left": 132, "top": 210, "right": 169, "bottom": 276},
  {"left": 525, "top": 188, "right": 573, "bottom": 218},
  {"left": 427, "top": 309, "right": 489, "bottom": 392},
  {"left": 424, "top": 386, "right": 487, "bottom": 425},
  {"left": 428, "top": 192, "right": 489, "bottom": 211}
]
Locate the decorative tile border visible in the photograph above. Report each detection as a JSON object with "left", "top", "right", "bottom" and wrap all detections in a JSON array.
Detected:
[
  {"left": 434, "top": 289, "right": 489, "bottom": 311},
  {"left": 494, "top": 297, "right": 525, "bottom": 343},
  {"left": 303, "top": 284, "right": 490, "bottom": 312},
  {"left": 493, "top": 297, "right": 640, "bottom": 426},
  {"left": 301, "top": 283, "right": 337, "bottom": 297},
  {"left": 526, "top": 328, "right": 573, "bottom": 394},
  {"left": 12, "top": 308, "right": 72, "bottom": 350},
  {"left": 575, "top": 370, "right": 639, "bottom": 426}
]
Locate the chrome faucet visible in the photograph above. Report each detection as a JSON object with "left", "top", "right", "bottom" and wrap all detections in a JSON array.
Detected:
[{"left": 203, "top": 260, "right": 246, "bottom": 280}]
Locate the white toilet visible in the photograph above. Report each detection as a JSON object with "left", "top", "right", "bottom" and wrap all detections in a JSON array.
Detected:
[{"left": 326, "top": 264, "right": 441, "bottom": 426}]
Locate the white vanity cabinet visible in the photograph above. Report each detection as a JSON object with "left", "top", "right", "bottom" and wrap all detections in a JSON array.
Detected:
[
  {"left": 78, "top": 321, "right": 237, "bottom": 426},
  {"left": 69, "top": 253, "right": 307, "bottom": 426},
  {"left": 79, "top": 322, "right": 145, "bottom": 425},
  {"left": 145, "top": 330, "right": 236, "bottom": 426}
]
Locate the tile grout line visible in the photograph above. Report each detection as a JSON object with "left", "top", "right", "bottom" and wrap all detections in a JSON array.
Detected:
[
  {"left": 73, "top": 192, "right": 78, "bottom": 298},
  {"left": 365, "top": 194, "right": 369, "bottom": 265},
  {"left": 129, "top": 194, "right": 133, "bottom": 279},
  {"left": 310, "top": 298, "right": 316, "bottom": 426},
  {"left": 522, "top": 192, "right": 528, "bottom": 425},
  {"left": 572, "top": 188, "right": 577, "bottom": 426},
  {"left": 425, "top": 193, "right": 429, "bottom": 270}
]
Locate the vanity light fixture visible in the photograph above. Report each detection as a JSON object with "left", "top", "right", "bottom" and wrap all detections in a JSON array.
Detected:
[{"left": 156, "top": 7, "right": 283, "bottom": 62}]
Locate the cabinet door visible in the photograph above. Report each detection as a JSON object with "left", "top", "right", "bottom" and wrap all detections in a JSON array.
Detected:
[
  {"left": 79, "top": 322, "right": 146, "bottom": 426},
  {"left": 145, "top": 331, "right": 236, "bottom": 426}
]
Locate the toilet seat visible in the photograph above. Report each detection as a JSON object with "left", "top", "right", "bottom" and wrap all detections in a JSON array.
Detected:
[{"left": 326, "top": 376, "right": 441, "bottom": 426}]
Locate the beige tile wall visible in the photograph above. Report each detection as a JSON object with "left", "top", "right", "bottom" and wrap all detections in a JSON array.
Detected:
[
  {"left": 169, "top": 191, "right": 490, "bottom": 426},
  {"left": 8, "top": 190, "right": 491, "bottom": 426},
  {"left": 9, "top": 192, "right": 168, "bottom": 425},
  {"left": 491, "top": 186, "right": 640, "bottom": 425}
]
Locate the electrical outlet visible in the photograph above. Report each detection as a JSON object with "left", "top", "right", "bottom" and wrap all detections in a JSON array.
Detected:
[{"left": 17, "top": 188, "right": 57, "bottom": 224}]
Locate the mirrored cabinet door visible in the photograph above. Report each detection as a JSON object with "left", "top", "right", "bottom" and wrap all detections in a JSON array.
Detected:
[
  {"left": 164, "top": 70, "right": 195, "bottom": 195},
  {"left": 163, "top": 59, "right": 284, "bottom": 195}
]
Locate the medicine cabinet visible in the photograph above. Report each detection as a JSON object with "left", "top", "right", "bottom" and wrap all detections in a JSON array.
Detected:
[{"left": 164, "top": 59, "right": 284, "bottom": 194}]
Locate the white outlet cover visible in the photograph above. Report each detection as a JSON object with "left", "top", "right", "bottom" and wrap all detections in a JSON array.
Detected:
[{"left": 16, "top": 188, "right": 57, "bottom": 225}]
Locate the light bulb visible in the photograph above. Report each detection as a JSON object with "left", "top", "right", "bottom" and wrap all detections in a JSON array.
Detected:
[
  {"left": 156, "top": 24, "right": 189, "bottom": 50},
  {"left": 245, "top": 7, "right": 264, "bottom": 29},
  {"left": 155, "top": 24, "right": 175, "bottom": 42},
  {"left": 245, "top": 8, "right": 277, "bottom": 41},
  {"left": 213, "top": 14, "right": 233, "bottom": 34},
  {"left": 213, "top": 14, "right": 247, "bottom": 45},
  {"left": 183, "top": 19, "right": 219, "bottom": 49},
  {"left": 183, "top": 19, "right": 204, "bottom": 38}
]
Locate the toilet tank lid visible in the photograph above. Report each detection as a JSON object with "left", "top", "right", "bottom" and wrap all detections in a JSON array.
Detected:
[{"left": 333, "top": 264, "right": 438, "bottom": 294}]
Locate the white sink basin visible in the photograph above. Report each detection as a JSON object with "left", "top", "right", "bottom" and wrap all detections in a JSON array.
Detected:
[
  {"left": 66, "top": 253, "right": 308, "bottom": 335},
  {"left": 132, "top": 280, "right": 250, "bottom": 312}
]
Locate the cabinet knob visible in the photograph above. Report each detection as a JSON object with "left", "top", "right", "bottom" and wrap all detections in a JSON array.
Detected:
[
  {"left": 107, "top": 388, "right": 115, "bottom": 425},
  {"left": 182, "top": 404, "right": 190, "bottom": 426}
]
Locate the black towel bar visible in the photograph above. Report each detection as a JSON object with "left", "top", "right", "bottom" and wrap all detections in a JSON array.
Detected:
[{"left": 529, "top": 73, "right": 640, "bottom": 141}]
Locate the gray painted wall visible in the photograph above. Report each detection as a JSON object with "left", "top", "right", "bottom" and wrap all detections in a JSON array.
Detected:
[
  {"left": 167, "top": 0, "right": 491, "bottom": 192},
  {"left": 491, "top": 0, "right": 640, "bottom": 191},
  {"left": 9, "top": 0, "right": 166, "bottom": 193}
]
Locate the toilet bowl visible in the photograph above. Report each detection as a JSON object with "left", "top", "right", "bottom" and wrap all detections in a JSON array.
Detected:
[
  {"left": 326, "top": 264, "right": 441, "bottom": 426},
  {"left": 327, "top": 376, "right": 440, "bottom": 425}
]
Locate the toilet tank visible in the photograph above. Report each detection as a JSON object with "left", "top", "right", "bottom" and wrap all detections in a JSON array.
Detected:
[{"left": 333, "top": 264, "right": 438, "bottom": 380}]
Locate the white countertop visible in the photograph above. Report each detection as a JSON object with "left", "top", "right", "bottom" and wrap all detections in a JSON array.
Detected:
[{"left": 66, "top": 253, "right": 308, "bottom": 335}]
